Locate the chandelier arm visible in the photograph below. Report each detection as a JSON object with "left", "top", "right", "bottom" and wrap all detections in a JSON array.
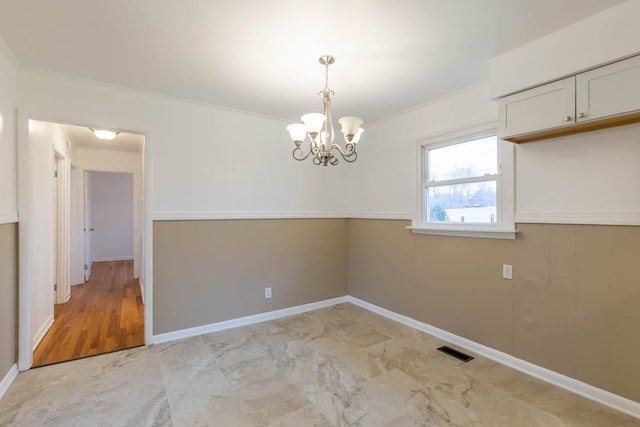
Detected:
[
  {"left": 328, "top": 142, "right": 358, "bottom": 163},
  {"left": 293, "top": 138, "right": 323, "bottom": 161},
  {"left": 292, "top": 146, "right": 313, "bottom": 161},
  {"left": 311, "top": 140, "right": 320, "bottom": 155},
  {"left": 341, "top": 151, "right": 358, "bottom": 163},
  {"left": 328, "top": 142, "right": 355, "bottom": 156}
]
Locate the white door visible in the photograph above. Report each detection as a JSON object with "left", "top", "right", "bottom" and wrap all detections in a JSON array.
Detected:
[
  {"left": 89, "top": 171, "right": 135, "bottom": 264},
  {"left": 84, "top": 171, "right": 92, "bottom": 281},
  {"left": 54, "top": 153, "right": 69, "bottom": 303}
]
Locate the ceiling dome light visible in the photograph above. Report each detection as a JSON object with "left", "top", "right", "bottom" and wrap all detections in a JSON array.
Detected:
[{"left": 90, "top": 128, "right": 120, "bottom": 140}]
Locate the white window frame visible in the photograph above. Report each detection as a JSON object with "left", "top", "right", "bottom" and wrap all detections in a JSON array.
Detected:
[{"left": 410, "top": 121, "right": 516, "bottom": 239}]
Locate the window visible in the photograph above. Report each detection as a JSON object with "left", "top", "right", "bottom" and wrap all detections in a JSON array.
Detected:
[{"left": 411, "top": 122, "right": 515, "bottom": 239}]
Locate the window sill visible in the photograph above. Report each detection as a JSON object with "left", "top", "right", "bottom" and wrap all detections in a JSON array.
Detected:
[{"left": 407, "top": 225, "right": 518, "bottom": 240}]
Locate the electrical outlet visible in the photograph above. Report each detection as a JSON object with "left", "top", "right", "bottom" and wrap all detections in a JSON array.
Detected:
[
  {"left": 264, "top": 287, "right": 272, "bottom": 299},
  {"left": 502, "top": 264, "right": 513, "bottom": 280}
]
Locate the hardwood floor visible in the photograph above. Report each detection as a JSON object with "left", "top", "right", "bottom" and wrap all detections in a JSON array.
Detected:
[{"left": 33, "top": 260, "right": 144, "bottom": 367}]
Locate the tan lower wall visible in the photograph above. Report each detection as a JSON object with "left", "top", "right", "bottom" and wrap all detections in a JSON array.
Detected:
[
  {"left": 153, "top": 219, "right": 348, "bottom": 335},
  {"left": 347, "top": 219, "right": 640, "bottom": 403},
  {"left": 0, "top": 222, "right": 18, "bottom": 379}
]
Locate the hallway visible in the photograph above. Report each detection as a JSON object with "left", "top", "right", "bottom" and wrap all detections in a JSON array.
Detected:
[{"left": 33, "top": 260, "right": 144, "bottom": 367}]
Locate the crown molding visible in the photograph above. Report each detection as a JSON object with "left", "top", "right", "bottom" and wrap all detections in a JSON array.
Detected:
[
  {"left": 367, "top": 80, "right": 489, "bottom": 126},
  {"left": 19, "top": 66, "right": 292, "bottom": 124},
  {"left": 0, "top": 36, "right": 19, "bottom": 67}
]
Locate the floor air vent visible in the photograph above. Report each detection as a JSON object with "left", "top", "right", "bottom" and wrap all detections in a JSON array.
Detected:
[{"left": 437, "top": 345, "right": 474, "bottom": 362}]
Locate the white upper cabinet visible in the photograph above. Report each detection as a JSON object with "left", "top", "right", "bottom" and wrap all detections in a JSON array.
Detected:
[
  {"left": 498, "top": 77, "right": 575, "bottom": 138},
  {"left": 498, "top": 55, "right": 640, "bottom": 143},
  {"left": 576, "top": 55, "right": 640, "bottom": 123}
]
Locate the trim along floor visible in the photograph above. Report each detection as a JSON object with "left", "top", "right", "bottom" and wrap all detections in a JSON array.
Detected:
[
  {"left": 1, "top": 303, "right": 636, "bottom": 425},
  {"left": 32, "top": 260, "right": 144, "bottom": 367}
]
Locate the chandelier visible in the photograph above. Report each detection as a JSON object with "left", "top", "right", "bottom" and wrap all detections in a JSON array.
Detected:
[{"left": 286, "top": 55, "right": 364, "bottom": 166}]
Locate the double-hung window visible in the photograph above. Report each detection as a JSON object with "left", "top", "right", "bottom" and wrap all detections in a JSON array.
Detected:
[{"left": 411, "top": 122, "right": 515, "bottom": 239}]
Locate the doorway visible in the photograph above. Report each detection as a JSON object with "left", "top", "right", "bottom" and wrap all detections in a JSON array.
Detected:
[
  {"left": 85, "top": 171, "right": 135, "bottom": 270},
  {"left": 22, "top": 120, "right": 146, "bottom": 368}
]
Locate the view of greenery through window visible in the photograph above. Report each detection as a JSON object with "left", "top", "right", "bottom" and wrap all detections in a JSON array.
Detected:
[{"left": 425, "top": 136, "right": 497, "bottom": 224}]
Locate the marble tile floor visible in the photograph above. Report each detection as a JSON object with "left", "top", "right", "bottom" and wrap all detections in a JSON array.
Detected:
[{"left": 0, "top": 303, "right": 637, "bottom": 426}]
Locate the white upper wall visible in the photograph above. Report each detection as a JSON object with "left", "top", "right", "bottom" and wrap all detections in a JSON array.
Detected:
[
  {"left": 17, "top": 70, "right": 349, "bottom": 218},
  {"left": 346, "top": 79, "right": 640, "bottom": 226},
  {"left": 489, "top": 0, "right": 640, "bottom": 98},
  {"left": 346, "top": 83, "right": 497, "bottom": 218},
  {"left": 0, "top": 47, "right": 17, "bottom": 223},
  {"left": 12, "top": 0, "right": 640, "bottom": 224},
  {"left": 515, "top": 123, "right": 640, "bottom": 224},
  {"left": 487, "top": 0, "right": 640, "bottom": 225},
  {"left": 76, "top": 148, "right": 141, "bottom": 174}
]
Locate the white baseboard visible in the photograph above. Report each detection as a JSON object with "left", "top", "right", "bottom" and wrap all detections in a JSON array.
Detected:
[
  {"left": 92, "top": 256, "right": 134, "bottom": 262},
  {"left": 346, "top": 296, "right": 640, "bottom": 420},
  {"left": 0, "top": 364, "right": 18, "bottom": 400},
  {"left": 138, "top": 277, "right": 145, "bottom": 305},
  {"left": 32, "top": 314, "right": 54, "bottom": 351},
  {"left": 147, "top": 293, "right": 640, "bottom": 419},
  {"left": 152, "top": 296, "right": 349, "bottom": 345}
]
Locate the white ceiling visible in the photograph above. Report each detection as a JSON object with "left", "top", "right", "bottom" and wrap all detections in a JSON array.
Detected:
[
  {"left": 0, "top": 0, "right": 627, "bottom": 123},
  {"left": 61, "top": 123, "right": 143, "bottom": 153}
]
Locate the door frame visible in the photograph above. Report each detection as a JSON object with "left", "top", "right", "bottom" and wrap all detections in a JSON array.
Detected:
[
  {"left": 83, "top": 170, "right": 92, "bottom": 282},
  {"left": 69, "top": 163, "right": 83, "bottom": 286},
  {"left": 53, "top": 150, "right": 70, "bottom": 304},
  {"left": 17, "top": 112, "right": 153, "bottom": 371}
]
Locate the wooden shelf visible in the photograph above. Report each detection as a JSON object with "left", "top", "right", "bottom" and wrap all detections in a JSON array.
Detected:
[{"left": 505, "top": 111, "right": 640, "bottom": 143}]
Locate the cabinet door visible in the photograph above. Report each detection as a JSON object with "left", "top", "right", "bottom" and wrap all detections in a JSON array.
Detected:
[
  {"left": 498, "top": 77, "right": 575, "bottom": 139},
  {"left": 576, "top": 55, "right": 640, "bottom": 123}
]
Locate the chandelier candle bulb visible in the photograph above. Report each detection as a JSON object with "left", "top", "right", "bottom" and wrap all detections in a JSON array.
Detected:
[
  {"left": 301, "top": 113, "right": 325, "bottom": 134},
  {"left": 352, "top": 128, "right": 364, "bottom": 143},
  {"left": 286, "top": 55, "right": 364, "bottom": 166},
  {"left": 338, "top": 116, "right": 363, "bottom": 140},
  {"left": 286, "top": 123, "right": 306, "bottom": 144}
]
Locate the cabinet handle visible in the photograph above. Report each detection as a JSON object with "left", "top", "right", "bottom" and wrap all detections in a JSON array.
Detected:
[
  {"left": 578, "top": 112, "right": 586, "bottom": 119},
  {"left": 564, "top": 116, "right": 572, "bottom": 122}
]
